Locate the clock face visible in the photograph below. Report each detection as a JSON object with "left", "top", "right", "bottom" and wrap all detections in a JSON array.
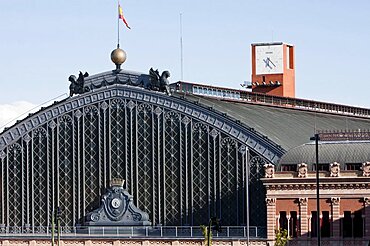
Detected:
[
  {"left": 111, "top": 198, "right": 121, "bottom": 208},
  {"left": 255, "top": 45, "right": 283, "bottom": 75}
]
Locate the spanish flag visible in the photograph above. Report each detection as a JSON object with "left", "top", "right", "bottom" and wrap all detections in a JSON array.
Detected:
[{"left": 119, "top": 4, "right": 131, "bottom": 29}]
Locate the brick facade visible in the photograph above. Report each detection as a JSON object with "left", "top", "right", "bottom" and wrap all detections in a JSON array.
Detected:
[{"left": 262, "top": 167, "right": 370, "bottom": 245}]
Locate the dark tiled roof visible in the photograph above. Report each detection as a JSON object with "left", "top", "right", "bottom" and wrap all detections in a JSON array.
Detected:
[
  {"left": 179, "top": 94, "right": 370, "bottom": 150},
  {"left": 278, "top": 141, "right": 370, "bottom": 166}
]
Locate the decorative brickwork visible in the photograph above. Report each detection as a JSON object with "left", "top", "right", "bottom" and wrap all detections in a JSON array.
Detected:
[
  {"left": 364, "top": 197, "right": 370, "bottom": 238},
  {"left": 299, "top": 197, "right": 308, "bottom": 237},
  {"left": 266, "top": 197, "right": 276, "bottom": 240},
  {"left": 331, "top": 197, "right": 340, "bottom": 238}
]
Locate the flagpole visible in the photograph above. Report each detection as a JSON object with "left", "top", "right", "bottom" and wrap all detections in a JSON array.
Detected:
[{"left": 117, "top": 0, "right": 120, "bottom": 48}]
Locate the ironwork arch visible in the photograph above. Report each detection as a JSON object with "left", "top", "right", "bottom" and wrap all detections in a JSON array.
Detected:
[{"left": 0, "top": 83, "right": 285, "bottom": 233}]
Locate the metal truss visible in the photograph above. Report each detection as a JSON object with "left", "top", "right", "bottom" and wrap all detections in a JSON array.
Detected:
[{"left": 0, "top": 86, "right": 282, "bottom": 233}]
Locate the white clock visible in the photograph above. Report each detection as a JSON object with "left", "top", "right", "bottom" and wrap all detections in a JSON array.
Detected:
[
  {"left": 111, "top": 198, "right": 121, "bottom": 208},
  {"left": 255, "top": 45, "right": 283, "bottom": 75}
]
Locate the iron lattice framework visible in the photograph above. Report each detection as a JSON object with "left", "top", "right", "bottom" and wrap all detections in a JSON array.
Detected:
[{"left": 0, "top": 84, "right": 284, "bottom": 233}]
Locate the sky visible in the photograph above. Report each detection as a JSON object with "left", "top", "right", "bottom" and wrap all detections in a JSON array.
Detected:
[{"left": 1, "top": 0, "right": 370, "bottom": 129}]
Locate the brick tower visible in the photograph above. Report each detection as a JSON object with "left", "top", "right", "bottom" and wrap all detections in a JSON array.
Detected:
[{"left": 251, "top": 42, "right": 295, "bottom": 98}]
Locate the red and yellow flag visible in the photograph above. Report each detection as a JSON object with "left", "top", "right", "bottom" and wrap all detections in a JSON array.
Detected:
[{"left": 118, "top": 4, "right": 131, "bottom": 29}]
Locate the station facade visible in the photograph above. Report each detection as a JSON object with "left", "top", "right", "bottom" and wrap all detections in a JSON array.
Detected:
[{"left": 1, "top": 44, "right": 370, "bottom": 245}]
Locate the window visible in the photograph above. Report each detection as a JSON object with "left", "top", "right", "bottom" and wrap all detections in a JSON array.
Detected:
[
  {"left": 313, "top": 164, "right": 329, "bottom": 171},
  {"left": 346, "top": 163, "right": 362, "bottom": 171},
  {"left": 353, "top": 211, "right": 363, "bottom": 238},
  {"left": 342, "top": 211, "right": 352, "bottom": 237},
  {"left": 321, "top": 211, "right": 330, "bottom": 237},
  {"left": 279, "top": 211, "right": 288, "bottom": 231},
  {"left": 280, "top": 165, "right": 296, "bottom": 171},
  {"left": 287, "top": 46, "right": 294, "bottom": 69},
  {"left": 311, "top": 211, "right": 318, "bottom": 237},
  {"left": 289, "top": 211, "right": 298, "bottom": 238}
]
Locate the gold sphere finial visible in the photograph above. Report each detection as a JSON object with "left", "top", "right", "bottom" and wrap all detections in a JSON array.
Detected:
[{"left": 111, "top": 46, "right": 127, "bottom": 70}]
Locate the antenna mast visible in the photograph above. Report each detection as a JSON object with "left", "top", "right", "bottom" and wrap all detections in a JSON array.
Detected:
[{"left": 180, "top": 13, "right": 184, "bottom": 81}]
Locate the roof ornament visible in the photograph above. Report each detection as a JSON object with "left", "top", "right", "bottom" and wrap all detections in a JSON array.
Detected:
[
  {"left": 83, "top": 178, "right": 151, "bottom": 226},
  {"left": 111, "top": 44, "right": 127, "bottom": 71},
  {"left": 149, "top": 68, "right": 171, "bottom": 95},
  {"left": 68, "top": 71, "right": 89, "bottom": 97}
]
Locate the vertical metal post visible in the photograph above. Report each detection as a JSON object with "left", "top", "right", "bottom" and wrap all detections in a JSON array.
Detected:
[
  {"left": 207, "top": 219, "right": 212, "bottom": 246},
  {"left": 245, "top": 148, "right": 250, "bottom": 245},
  {"left": 57, "top": 207, "right": 61, "bottom": 246},
  {"left": 51, "top": 210, "right": 54, "bottom": 246},
  {"left": 315, "top": 134, "right": 320, "bottom": 246},
  {"left": 311, "top": 133, "right": 321, "bottom": 246}
]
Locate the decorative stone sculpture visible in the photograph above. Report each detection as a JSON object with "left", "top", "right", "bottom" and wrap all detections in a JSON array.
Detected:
[
  {"left": 362, "top": 162, "right": 370, "bottom": 177},
  {"left": 364, "top": 197, "right": 370, "bottom": 206},
  {"left": 264, "top": 163, "right": 275, "bottom": 178},
  {"left": 299, "top": 197, "right": 308, "bottom": 206},
  {"left": 330, "top": 162, "right": 340, "bottom": 177},
  {"left": 331, "top": 197, "right": 340, "bottom": 205},
  {"left": 69, "top": 71, "right": 89, "bottom": 97},
  {"left": 149, "top": 68, "right": 171, "bottom": 95},
  {"left": 265, "top": 198, "right": 276, "bottom": 206},
  {"left": 297, "top": 163, "right": 308, "bottom": 178},
  {"left": 84, "top": 178, "right": 151, "bottom": 226}
]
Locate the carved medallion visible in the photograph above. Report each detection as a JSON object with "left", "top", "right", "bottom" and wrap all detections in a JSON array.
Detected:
[
  {"left": 297, "top": 163, "right": 308, "bottom": 178},
  {"left": 84, "top": 178, "right": 150, "bottom": 226},
  {"left": 265, "top": 198, "right": 276, "bottom": 206},
  {"left": 362, "top": 162, "right": 370, "bottom": 177},
  {"left": 331, "top": 197, "right": 340, "bottom": 205},
  {"left": 364, "top": 197, "right": 370, "bottom": 206},
  {"left": 299, "top": 197, "right": 308, "bottom": 206},
  {"left": 330, "top": 162, "right": 340, "bottom": 177},
  {"left": 264, "top": 163, "right": 275, "bottom": 178}
]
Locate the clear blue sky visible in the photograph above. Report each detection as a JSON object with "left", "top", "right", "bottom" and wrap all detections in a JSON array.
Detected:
[{"left": 1, "top": 0, "right": 370, "bottom": 108}]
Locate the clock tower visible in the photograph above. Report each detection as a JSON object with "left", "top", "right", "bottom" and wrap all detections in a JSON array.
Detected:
[{"left": 251, "top": 42, "right": 295, "bottom": 98}]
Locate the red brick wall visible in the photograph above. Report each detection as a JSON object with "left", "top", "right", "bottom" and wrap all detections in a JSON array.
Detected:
[
  {"left": 307, "top": 199, "right": 331, "bottom": 213},
  {"left": 340, "top": 198, "right": 363, "bottom": 214},
  {"left": 276, "top": 199, "right": 299, "bottom": 214}
]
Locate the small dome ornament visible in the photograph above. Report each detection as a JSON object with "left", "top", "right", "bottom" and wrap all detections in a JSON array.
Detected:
[{"left": 111, "top": 45, "right": 127, "bottom": 70}]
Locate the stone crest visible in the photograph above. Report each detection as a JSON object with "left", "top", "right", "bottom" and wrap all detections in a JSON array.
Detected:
[
  {"left": 299, "top": 197, "right": 308, "bottom": 206},
  {"left": 84, "top": 178, "right": 150, "bottom": 226},
  {"left": 363, "top": 162, "right": 370, "bottom": 177},
  {"left": 297, "top": 163, "right": 308, "bottom": 178},
  {"left": 330, "top": 162, "right": 340, "bottom": 177},
  {"left": 266, "top": 198, "right": 276, "bottom": 206},
  {"left": 331, "top": 197, "right": 340, "bottom": 205},
  {"left": 364, "top": 197, "right": 370, "bottom": 206},
  {"left": 264, "top": 163, "right": 275, "bottom": 178}
]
